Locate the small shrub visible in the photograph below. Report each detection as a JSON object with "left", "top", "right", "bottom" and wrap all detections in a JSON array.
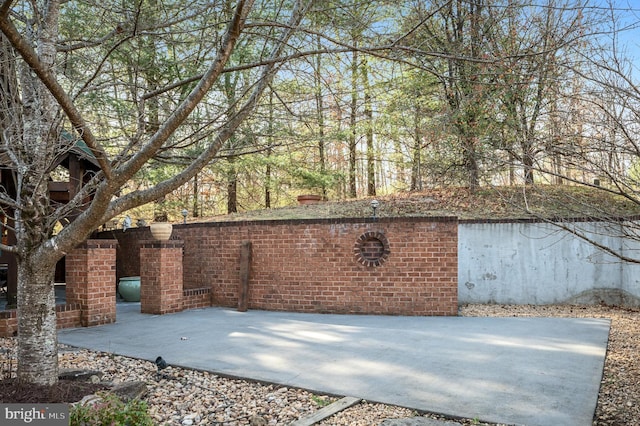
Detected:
[
  {"left": 69, "top": 392, "right": 154, "bottom": 426},
  {"left": 311, "top": 395, "right": 333, "bottom": 408}
]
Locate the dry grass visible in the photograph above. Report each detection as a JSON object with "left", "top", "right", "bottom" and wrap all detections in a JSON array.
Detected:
[{"left": 196, "top": 186, "right": 640, "bottom": 223}]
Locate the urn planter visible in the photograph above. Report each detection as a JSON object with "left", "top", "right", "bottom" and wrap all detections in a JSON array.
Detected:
[
  {"left": 150, "top": 223, "right": 173, "bottom": 240},
  {"left": 118, "top": 276, "right": 141, "bottom": 302}
]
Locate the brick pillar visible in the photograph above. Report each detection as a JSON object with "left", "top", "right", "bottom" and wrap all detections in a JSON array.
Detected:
[
  {"left": 140, "top": 240, "right": 184, "bottom": 314},
  {"left": 66, "top": 239, "right": 117, "bottom": 326}
]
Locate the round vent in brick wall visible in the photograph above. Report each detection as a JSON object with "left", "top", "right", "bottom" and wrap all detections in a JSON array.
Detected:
[{"left": 354, "top": 231, "right": 390, "bottom": 267}]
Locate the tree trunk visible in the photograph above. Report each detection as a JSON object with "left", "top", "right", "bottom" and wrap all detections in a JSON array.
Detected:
[
  {"left": 348, "top": 48, "right": 358, "bottom": 198},
  {"left": 265, "top": 154, "right": 272, "bottom": 208},
  {"left": 362, "top": 57, "right": 375, "bottom": 196},
  {"left": 227, "top": 156, "right": 238, "bottom": 213},
  {"left": 266, "top": 91, "right": 273, "bottom": 208},
  {"left": 314, "top": 34, "right": 327, "bottom": 200},
  {"left": 410, "top": 104, "right": 422, "bottom": 191},
  {"left": 463, "top": 134, "right": 480, "bottom": 191},
  {"left": 192, "top": 174, "right": 199, "bottom": 217},
  {"left": 523, "top": 151, "right": 535, "bottom": 185},
  {"left": 13, "top": 0, "right": 62, "bottom": 386},
  {"left": 16, "top": 254, "right": 59, "bottom": 385}
]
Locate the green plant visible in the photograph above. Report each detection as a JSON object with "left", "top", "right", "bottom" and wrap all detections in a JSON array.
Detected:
[
  {"left": 69, "top": 392, "right": 154, "bottom": 426},
  {"left": 311, "top": 395, "right": 333, "bottom": 408}
]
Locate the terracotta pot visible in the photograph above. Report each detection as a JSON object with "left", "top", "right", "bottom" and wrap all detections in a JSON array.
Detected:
[
  {"left": 150, "top": 223, "right": 173, "bottom": 240},
  {"left": 297, "top": 194, "right": 322, "bottom": 205}
]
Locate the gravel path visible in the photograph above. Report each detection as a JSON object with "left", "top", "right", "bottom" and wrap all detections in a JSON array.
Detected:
[{"left": 1, "top": 304, "right": 636, "bottom": 425}]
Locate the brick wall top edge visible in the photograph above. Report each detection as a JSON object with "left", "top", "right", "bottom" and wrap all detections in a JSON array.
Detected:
[
  {"left": 140, "top": 240, "right": 184, "bottom": 248},
  {"left": 92, "top": 214, "right": 640, "bottom": 237},
  {"left": 168, "top": 216, "right": 458, "bottom": 230},
  {"left": 93, "top": 228, "right": 146, "bottom": 239},
  {"left": 77, "top": 239, "right": 118, "bottom": 249}
]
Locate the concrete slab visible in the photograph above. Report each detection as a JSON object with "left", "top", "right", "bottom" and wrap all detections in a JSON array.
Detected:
[{"left": 58, "top": 304, "right": 610, "bottom": 426}]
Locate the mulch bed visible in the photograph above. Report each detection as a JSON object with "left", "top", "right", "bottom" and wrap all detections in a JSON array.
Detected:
[{"left": 0, "top": 379, "right": 108, "bottom": 403}]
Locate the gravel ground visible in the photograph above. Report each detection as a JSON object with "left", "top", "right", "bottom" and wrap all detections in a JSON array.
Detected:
[{"left": 1, "top": 304, "right": 637, "bottom": 425}]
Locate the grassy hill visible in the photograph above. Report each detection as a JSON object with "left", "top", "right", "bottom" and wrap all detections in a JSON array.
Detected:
[{"left": 197, "top": 185, "right": 640, "bottom": 223}]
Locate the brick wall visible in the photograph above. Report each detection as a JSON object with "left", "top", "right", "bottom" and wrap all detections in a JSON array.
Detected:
[
  {"left": 0, "top": 238, "right": 115, "bottom": 337},
  {"left": 100, "top": 217, "right": 458, "bottom": 316},
  {"left": 183, "top": 288, "right": 212, "bottom": 310},
  {"left": 55, "top": 303, "right": 82, "bottom": 329},
  {"left": 140, "top": 241, "right": 184, "bottom": 314},
  {"left": 0, "top": 304, "right": 82, "bottom": 338},
  {"left": 0, "top": 310, "right": 16, "bottom": 337},
  {"left": 66, "top": 240, "right": 117, "bottom": 326}
]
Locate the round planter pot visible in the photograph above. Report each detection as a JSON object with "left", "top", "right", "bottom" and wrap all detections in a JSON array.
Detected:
[
  {"left": 118, "top": 276, "right": 140, "bottom": 302},
  {"left": 297, "top": 194, "right": 322, "bottom": 205},
  {"left": 150, "top": 222, "right": 173, "bottom": 240}
]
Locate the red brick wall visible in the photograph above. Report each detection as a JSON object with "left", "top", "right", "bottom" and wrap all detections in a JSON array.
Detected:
[
  {"left": 66, "top": 240, "right": 117, "bottom": 326},
  {"left": 98, "top": 217, "right": 458, "bottom": 316},
  {"left": 0, "top": 310, "right": 16, "bottom": 337},
  {"left": 0, "top": 304, "right": 82, "bottom": 337},
  {"left": 56, "top": 303, "right": 82, "bottom": 329},
  {"left": 140, "top": 241, "right": 184, "bottom": 314},
  {"left": 183, "top": 288, "right": 212, "bottom": 310}
]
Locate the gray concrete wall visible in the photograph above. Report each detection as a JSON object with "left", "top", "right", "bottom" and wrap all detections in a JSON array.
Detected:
[{"left": 459, "top": 221, "right": 640, "bottom": 307}]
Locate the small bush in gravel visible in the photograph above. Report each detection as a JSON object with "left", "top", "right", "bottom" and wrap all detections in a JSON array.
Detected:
[{"left": 69, "top": 392, "right": 153, "bottom": 426}]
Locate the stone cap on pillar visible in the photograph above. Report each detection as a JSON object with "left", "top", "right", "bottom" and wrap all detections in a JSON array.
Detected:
[
  {"left": 75, "top": 239, "right": 118, "bottom": 249},
  {"left": 140, "top": 240, "right": 184, "bottom": 249}
]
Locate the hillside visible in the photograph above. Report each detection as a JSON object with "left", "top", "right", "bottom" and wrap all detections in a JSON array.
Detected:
[{"left": 199, "top": 185, "right": 640, "bottom": 222}]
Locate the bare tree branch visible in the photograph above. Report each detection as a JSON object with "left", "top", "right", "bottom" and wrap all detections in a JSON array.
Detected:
[{"left": 0, "top": 15, "right": 113, "bottom": 179}]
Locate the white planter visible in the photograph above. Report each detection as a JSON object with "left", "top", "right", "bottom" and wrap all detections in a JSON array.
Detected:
[{"left": 150, "top": 223, "right": 173, "bottom": 241}]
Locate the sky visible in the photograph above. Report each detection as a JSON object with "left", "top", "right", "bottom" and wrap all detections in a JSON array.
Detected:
[{"left": 607, "top": 0, "right": 640, "bottom": 68}]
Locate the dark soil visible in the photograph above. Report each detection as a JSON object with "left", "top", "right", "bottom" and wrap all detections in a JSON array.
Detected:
[{"left": 0, "top": 379, "right": 108, "bottom": 403}]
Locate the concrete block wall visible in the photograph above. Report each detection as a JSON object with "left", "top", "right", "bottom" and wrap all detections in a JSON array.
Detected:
[{"left": 459, "top": 220, "right": 640, "bottom": 307}]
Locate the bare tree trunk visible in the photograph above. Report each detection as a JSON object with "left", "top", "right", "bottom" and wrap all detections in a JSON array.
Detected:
[
  {"left": 16, "top": 254, "right": 58, "bottom": 385},
  {"left": 523, "top": 148, "right": 535, "bottom": 185},
  {"left": 224, "top": 71, "right": 239, "bottom": 213},
  {"left": 410, "top": 103, "right": 422, "bottom": 191},
  {"left": 265, "top": 92, "right": 274, "bottom": 208},
  {"left": 348, "top": 48, "right": 358, "bottom": 198},
  {"left": 192, "top": 174, "right": 199, "bottom": 217},
  {"left": 13, "top": 0, "right": 61, "bottom": 385},
  {"left": 463, "top": 134, "right": 480, "bottom": 191},
  {"left": 227, "top": 156, "right": 238, "bottom": 213},
  {"left": 362, "top": 57, "right": 375, "bottom": 196},
  {"left": 265, "top": 152, "right": 272, "bottom": 208},
  {"left": 314, "top": 34, "right": 327, "bottom": 200}
]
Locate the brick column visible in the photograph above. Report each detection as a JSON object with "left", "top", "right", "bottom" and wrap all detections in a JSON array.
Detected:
[
  {"left": 140, "top": 240, "right": 184, "bottom": 314},
  {"left": 66, "top": 239, "right": 117, "bottom": 326}
]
